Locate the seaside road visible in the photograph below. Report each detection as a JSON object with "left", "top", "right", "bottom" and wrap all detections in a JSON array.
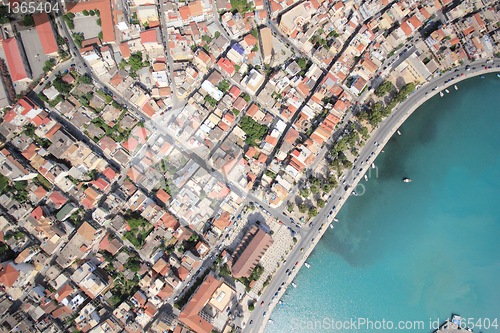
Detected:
[{"left": 244, "top": 59, "right": 500, "bottom": 333}]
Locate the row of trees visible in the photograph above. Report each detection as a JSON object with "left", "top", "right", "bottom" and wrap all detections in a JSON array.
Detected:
[{"left": 358, "top": 82, "right": 416, "bottom": 126}]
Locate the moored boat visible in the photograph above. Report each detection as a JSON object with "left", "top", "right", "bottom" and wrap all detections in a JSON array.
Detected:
[
  {"left": 304, "top": 263, "right": 311, "bottom": 268},
  {"left": 291, "top": 282, "right": 297, "bottom": 288},
  {"left": 440, "top": 91, "right": 444, "bottom": 97},
  {"left": 371, "top": 163, "right": 375, "bottom": 169},
  {"left": 445, "top": 89, "right": 449, "bottom": 93},
  {"left": 403, "top": 178, "right": 412, "bottom": 183},
  {"left": 330, "top": 222, "right": 335, "bottom": 228},
  {"left": 397, "top": 130, "right": 401, "bottom": 135},
  {"left": 454, "top": 85, "right": 458, "bottom": 90},
  {"left": 364, "top": 175, "right": 368, "bottom": 181}
]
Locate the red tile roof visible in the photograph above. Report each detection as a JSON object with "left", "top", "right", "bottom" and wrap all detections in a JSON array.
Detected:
[
  {"left": 31, "top": 206, "right": 44, "bottom": 221},
  {"left": 102, "top": 167, "right": 117, "bottom": 181},
  {"left": 33, "top": 12, "right": 58, "bottom": 55},
  {"left": 122, "top": 137, "right": 139, "bottom": 152},
  {"left": 217, "top": 58, "right": 235, "bottom": 75},
  {"left": 2, "top": 38, "right": 28, "bottom": 81},
  {"left": 140, "top": 29, "right": 157, "bottom": 44},
  {"left": 156, "top": 189, "right": 171, "bottom": 204},
  {"left": 0, "top": 263, "right": 19, "bottom": 288},
  {"left": 142, "top": 103, "right": 156, "bottom": 117},
  {"left": 49, "top": 191, "right": 67, "bottom": 208},
  {"left": 133, "top": 127, "right": 150, "bottom": 143},
  {"left": 178, "top": 275, "right": 221, "bottom": 333},
  {"left": 119, "top": 42, "right": 131, "bottom": 58},
  {"left": 33, "top": 186, "right": 47, "bottom": 199}
]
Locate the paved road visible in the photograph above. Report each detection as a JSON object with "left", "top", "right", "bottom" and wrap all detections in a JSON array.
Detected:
[
  {"left": 243, "top": 59, "right": 499, "bottom": 333},
  {"left": 156, "top": 0, "right": 182, "bottom": 107}
]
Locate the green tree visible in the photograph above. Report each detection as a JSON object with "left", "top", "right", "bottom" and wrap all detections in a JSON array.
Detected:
[
  {"left": 248, "top": 301, "right": 255, "bottom": 311},
  {"left": 96, "top": 18, "right": 101, "bottom": 26},
  {"left": 72, "top": 33, "right": 84, "bottom": 48},
  {"left": 23, "top": 124, "right": 36, "bottom": 137},
  {"left": 218, "top": 80, "right": 230, "bottom": 92},
  {"left": 298, "top": 204, "right": 307, "bottom": 213},
  {"left": 239, "top": 116, "right": 268, "bottom": 146},
  {"left": 82, "top": 9, "right": 89, "bottom": 16},
  {"left": 310, "top": 185, "right": 319, "bottom": 193},
  {"left": 287, "top": 203, "right": 294, "bottom": 213},
  {"left": 89, "top": 10, "right": 95, "bottom": 16},
  {"left": 251, "top": 28, "right": 258, "bottom": 38},
  {"left": 204, "top": 95, "right": 217, "bottom": 107},
  {"left": 308, "top": 208, "right": 318, "bottom": 218},
  {"left": 0, "top": 5, "right": 12, "bottom": 24},
  {"left": 241, "top": 94, "right": 250, "bottom": 102},
  {"left": 79, "top": 74, "right": 92, "bottom": 84},
  {"left": 22, "top": 15, "right": 35, "bottom": 27},
  {"left": 98, "top": 31, "right": 103, "bottom": 40},
  {"left": 58, "top": 49, "right": 68, "bottom": 58},
  {"left": 202, "top": 35, "right": 212, "bottom": 43},
  {"left": 53, "top": 77, "right": 73, "bottom": 94},
  {"left": 300, "top": 188, "right": 310, "bottom": 198},
  {"left": 57, "top": 36, "right": 66, "bottom": 45},
  {"left": 128, "top": 52, "right": 144, "bottom": 71},
  {"left": 374, "top": 80, "right": 394, "bottom": 97},
  {"left": 214, "top": 31, "right": 220, "bottom": 38},
  {"left": 296, "top": 58, "right": 308, "bottom": 71},
  {"left": 105, "top": 95, "right": 113, "bottom": 103},
  {"left": 317, "top": 199, "right": 325, "bottom": 208}
]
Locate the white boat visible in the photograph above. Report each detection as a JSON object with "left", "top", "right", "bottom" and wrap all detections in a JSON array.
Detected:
[
  {"left": 454, "top": 85, "right": 458, "bottom": 90},
  {"left": 333, "top": 218, "right": 338, "bottom": 222},
  {"left": 445, "top": 89, "right": 450, "bottom": 93},
  {"left": 371, "top": 163, "right": 375, "bottom": 169},
  {"left": 291, "top": 282, "right": 297, "bottom": 288},
  {"left": 440, "top": 91, "right": 444, "bottom": 97},
  {"left": 304, "top": 263, "right": 311, "bottom": 268},
  {"left": 330, "top": 223, "right": 334, "bottom": 229},
  {"left": 364, "top": 175, "right": 368, "bottom": 181},
  {"left": 397, "top": 130, "right": 401, "bottom": 135}
]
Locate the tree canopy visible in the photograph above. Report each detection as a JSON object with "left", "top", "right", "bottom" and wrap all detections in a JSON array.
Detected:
[
  {"left": 53, "top": 77, "right": 72, "bottom": 94},
  {"left": 239, "top": 116, "right": 268, "bottom": 146}
]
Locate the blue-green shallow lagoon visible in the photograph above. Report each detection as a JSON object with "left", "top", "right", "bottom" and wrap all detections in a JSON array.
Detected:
[{"left": 266, "top": 75, "right": 500, "bottom": 332}]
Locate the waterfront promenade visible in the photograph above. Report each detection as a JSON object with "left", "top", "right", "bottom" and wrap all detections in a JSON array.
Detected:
[{"left": 244, "top": 58, "right": 500, "bottom": 333}]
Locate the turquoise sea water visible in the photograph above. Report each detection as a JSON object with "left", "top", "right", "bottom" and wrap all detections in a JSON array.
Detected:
[{"left": 266, "top": 75, "right": 500, "bottom": 332}]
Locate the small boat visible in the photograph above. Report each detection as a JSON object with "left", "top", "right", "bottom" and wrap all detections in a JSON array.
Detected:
[
  {"left": 403, "top": 178, "right": 412, "bottom": 183},
  {"left": 279, "top": 301, "right": 284, "bottom": 305},
  {"left": 454, "top": 85, "right": 458, "bottom": 90},
  {"left": 330, "top": 223, "right": 335, "bottom": 228},
  {"left": 352, "top": 191, "right": 358, "bottom": 196},
  {"left": 333, "top": 218, "right": 338, "bottom": 222},
  {"left": 497, "top": 74, "right": 500, "bottom": 78},
  {"left": 291, "top": 282, "right": 297, "bottom": 288},
  {"left": 364, "top": 175, "right": 368, "bottom": 181},
  {"left": 440, "top": 91, "right": 444, "bottom": 97},
  {"left": 481, "top": 76, "right": 485, "bottom": 78},
  {"left": 445, "top": 89, "right": 449, "bottom": 93},
  {"left": 304, "top": 262, "right": 311, "bottom": 268},
  {"left": 397, "top": 130, "right": 401, "bottom": 135},
  {"left": 269, "top": 319, "right": 274, "bottom": 323},
  {"left": 371, "top": 163, "right": 375, "bottom": 169}
]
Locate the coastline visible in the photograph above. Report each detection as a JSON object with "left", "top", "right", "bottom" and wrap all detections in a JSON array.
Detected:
[{"left": 252, "top": 60, "right": 500, "bottom": 333}]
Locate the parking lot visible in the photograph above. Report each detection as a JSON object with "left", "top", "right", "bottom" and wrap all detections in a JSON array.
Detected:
[{"left": 73, "top": 15, "right": 101, "bottom": 39}]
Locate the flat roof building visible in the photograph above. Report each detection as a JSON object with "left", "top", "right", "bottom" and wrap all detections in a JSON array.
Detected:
[{"left": 260, "top": 27, "right": 274, "bottom": 64}]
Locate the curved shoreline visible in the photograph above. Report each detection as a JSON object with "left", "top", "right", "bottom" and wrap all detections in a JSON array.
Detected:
[{"left": 252, "top": 59, "right": 500, "bottom": 333}]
